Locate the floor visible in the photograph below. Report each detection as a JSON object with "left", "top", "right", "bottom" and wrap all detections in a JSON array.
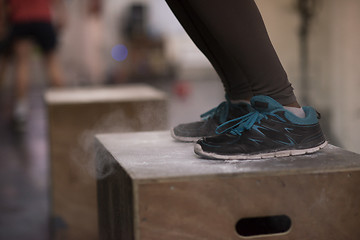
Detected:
[
  {"left": 0, "top": 72, "right": 224, "bottom": 240},
  {"left": 0, "top": 83, "right": 50, "bottom": 240}
]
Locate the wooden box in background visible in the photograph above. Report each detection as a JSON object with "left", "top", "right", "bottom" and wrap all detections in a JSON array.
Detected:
[{"left": 45, "top": 84, "right": 167, "bottom": 240}]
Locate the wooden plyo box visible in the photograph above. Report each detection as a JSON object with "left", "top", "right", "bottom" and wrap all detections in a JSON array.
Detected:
[
  {"left": 96, "top": 131, "right": 360, "bottom": 240},
  {"left": 45, "top": 84, "right": 167, "bottom": 240}
]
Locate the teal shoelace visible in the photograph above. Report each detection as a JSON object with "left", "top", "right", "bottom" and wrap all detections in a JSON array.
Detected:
[
  {"left": 215, "top": 110, "right": 286, "bottom": 135},
  {"left": 200, "top": 101, "right": 230, "bottom": 124}
]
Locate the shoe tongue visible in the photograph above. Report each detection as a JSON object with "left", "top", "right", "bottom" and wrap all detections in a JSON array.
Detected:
[{"left": 250, "top": 95, "right": 283, "bottom": 112}]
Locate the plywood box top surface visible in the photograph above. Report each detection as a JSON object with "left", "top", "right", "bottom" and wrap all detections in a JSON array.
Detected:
[
  {"left": 45, "top": 84, "right": 167, "bottom": 104},
  {"left": 96, "top": 131, "right": 360, "bottom": 182}
]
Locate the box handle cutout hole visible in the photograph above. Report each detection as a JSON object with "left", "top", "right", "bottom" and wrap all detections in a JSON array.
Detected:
[{"left": 235, "top": 215, "right": 291, "bottom": 237}]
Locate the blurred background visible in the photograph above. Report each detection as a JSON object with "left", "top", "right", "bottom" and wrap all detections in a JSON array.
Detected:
[{"left": 1, "top": 0, "right": 360, "bottom": 239}]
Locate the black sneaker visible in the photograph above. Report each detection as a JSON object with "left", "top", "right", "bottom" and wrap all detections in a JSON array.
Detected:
[
  {"left": 194, "top": 95, "right": 327, "bottom": 160},
  {"left": 171, "top": 98, "right": 252, "bottom": 142}
]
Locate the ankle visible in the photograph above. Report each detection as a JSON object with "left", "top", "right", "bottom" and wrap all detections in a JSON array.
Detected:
[{"left": 283, "top": 105, "right": 305, "bottom": 118}]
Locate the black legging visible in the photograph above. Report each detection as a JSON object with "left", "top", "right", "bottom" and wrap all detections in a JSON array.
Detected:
[{"left": 165, "top": 0, "right": 296, "bottom": 105}]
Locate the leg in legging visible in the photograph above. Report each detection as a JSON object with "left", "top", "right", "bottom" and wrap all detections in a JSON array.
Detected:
[
  {"left": 165, "top": 0, "right": 253, "bottom": 101},
  {"left": 172, "top": 0, "right": 299, "bottom": 106}
]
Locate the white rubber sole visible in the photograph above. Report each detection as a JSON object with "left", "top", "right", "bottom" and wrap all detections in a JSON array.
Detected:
[
  {"left": 194, "top": 141, "right": 328, "bottom": 160},
  {"left": 170, "top": 128, "right": 201, "bottom": 142}
]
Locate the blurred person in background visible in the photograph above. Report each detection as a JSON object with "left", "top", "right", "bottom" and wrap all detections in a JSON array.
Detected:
[
  {"left": 58, "top": 0, "right": 106, "bottom": 86},
  {"left": 83, "top": 0, "right": 104, "bottom": 85},
  {"left": 0, "top": 0, "right": 10, "bottom": 86},
  {"left": 0, "top": 0, "right": 66, "bottom": 130}
]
